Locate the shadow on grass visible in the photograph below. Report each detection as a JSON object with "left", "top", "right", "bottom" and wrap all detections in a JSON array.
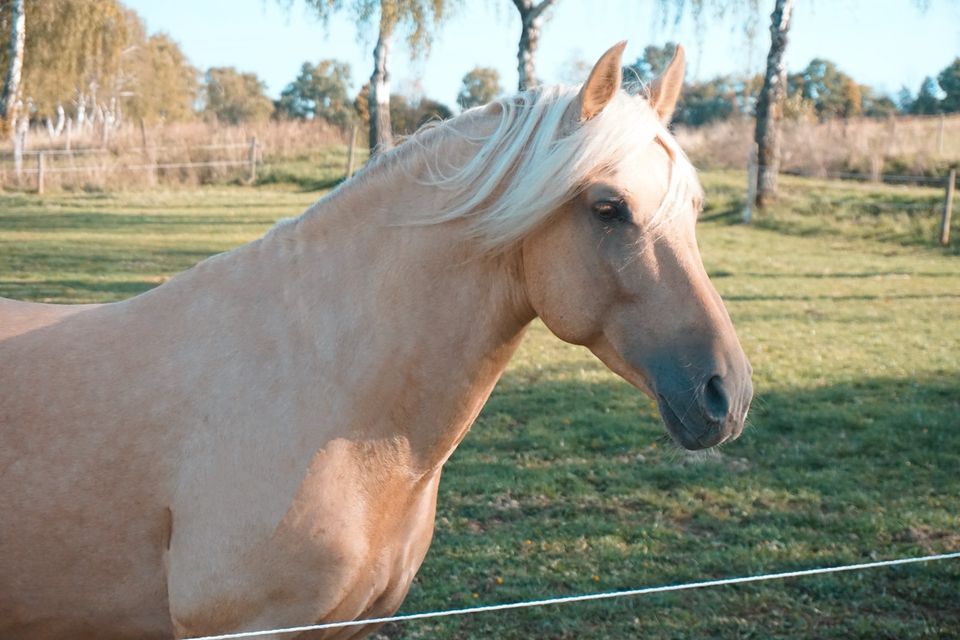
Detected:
[
  {"left": 257, "top": 172, "right": 345, "bottom": 192},
  {"left": 724, "top": 292, "right": 960, "bottom": 302},
  {"left": 414, "top": 371, "right": 960, "bottom": 638},
  {"left": 698, "top": 180, "right": 959, "bottom": 256},
  {"left": 0, "top": 212, "right": 275, "bottom": 231},
  {"left": 458, "top": 369, "right": 960, "bottom": 500},
  {"left": 0, "top": 278, "right": 160, "bottom": 301}
]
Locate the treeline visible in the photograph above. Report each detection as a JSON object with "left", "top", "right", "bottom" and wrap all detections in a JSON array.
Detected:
[
  {"left": 0, "top": 0, "right": 504, "bottom": 142},
  {"left": 1, "top": 1, "right": 956, "bottom": 149},
  {"left": 625, "top": 43, "right": 960, "bottom": 127}
]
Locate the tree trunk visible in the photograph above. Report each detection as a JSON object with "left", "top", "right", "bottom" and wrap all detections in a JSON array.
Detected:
[
  {"left": 368, "top": 23, "right": 394, "bottom": 155},
  {"left": 517, "top": 13, "right": 541, "bottom": 91},
  {"left": 513, "top": 0, "right": 555, "bottom": 92},
  {"left": 753, "top": 0, "right": 794, "bottom": 209},
  {"left": 0, "top": 0, "right": 26, "bottom": 138}
]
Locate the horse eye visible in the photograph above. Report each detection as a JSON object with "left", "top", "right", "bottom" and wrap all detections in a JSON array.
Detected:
[{"left": 591, "top": 200, "right": 625, "bottom": 221}]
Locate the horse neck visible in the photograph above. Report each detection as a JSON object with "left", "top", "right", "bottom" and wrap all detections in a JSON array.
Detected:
[{"left": 256, "top": 162, "right": 535, "bottom": 471}]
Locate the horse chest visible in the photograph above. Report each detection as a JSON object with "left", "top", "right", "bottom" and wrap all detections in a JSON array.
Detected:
[{"left": 271, "top": 471, "right": 441, "bottom": 633}]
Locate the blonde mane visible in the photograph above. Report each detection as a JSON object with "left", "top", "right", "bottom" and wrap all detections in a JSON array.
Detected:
[{"left": 352, "top": 85, "right": 700, "bottom": 252}]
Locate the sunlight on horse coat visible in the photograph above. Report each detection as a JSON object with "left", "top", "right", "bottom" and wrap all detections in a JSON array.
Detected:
[{"left": 0, "top": 43, "right": 751, "bottom": 639}]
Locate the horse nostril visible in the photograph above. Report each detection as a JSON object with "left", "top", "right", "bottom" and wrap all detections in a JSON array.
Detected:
[{"left": 702, "top": 375, "right": 730, "bottom": 424}]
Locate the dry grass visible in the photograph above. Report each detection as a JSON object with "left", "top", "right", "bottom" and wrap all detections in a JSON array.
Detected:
[
  {"left": 4, "top": 112, "right": 958, "bottom": 192},
  {"left": 0, "top": 119, "right": 350, "bottom": 191},
  {"left": 676, "top": 113, "right": 960, "bottom": 181}
]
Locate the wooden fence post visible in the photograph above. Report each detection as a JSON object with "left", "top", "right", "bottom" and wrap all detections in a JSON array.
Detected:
[
  {"left": 346, "top": 124, "right": 358, "bottom": 179},
  {"left": 248, "top": 135, "right": 258, "bottom": 184},
  {"left": 940, "top": 167, "right": 956, "bottom": 247},
  {"left": 36, "top": 151, "right": 44, "bottom": 194},
  {"left": 743, "top": 143, "right": 758, "bottom": 224}
]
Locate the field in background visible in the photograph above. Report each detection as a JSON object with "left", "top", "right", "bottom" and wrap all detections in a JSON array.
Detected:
[
  {"left": 677, "top": 113, "right": 960, "bottom": 181},
  {"left": 0, "top": 173, "right": 957, "bottom": 638},
  {"left": 0, "top": 112, "right": 956, "bottom": 194},
  {"left": 0, "top": 119, "right": 356, "bottom": 191}
]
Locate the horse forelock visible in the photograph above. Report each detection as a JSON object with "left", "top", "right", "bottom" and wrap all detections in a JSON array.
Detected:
[{"left": 343, "top": 85, "right": 700, "bottom": 253}]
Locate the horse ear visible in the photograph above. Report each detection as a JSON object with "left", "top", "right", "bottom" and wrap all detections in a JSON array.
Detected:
[
  {"left": 648, "top": 44, "right": 685, "bottom": 124},
  {"left": 576, "top": 41, "right": 627, "bottom": 122}
]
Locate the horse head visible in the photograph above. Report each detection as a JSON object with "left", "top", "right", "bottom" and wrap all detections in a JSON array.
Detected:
[{"left": 519, "top": 43, "right": 753, "bottom": 450}]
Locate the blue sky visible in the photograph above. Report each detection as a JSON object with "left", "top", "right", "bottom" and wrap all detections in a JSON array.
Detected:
[{"left": 126, "top": 0, "right": 960, "bottom": 108}]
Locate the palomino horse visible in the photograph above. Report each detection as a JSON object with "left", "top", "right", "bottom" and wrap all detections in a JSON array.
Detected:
[{"left": 0, "top": 43, "right": 751, "bottom": 639}]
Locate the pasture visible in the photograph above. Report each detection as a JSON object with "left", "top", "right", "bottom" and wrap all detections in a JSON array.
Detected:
[{"left": 1, "top": 174, "right": 957, "bottom": 638}]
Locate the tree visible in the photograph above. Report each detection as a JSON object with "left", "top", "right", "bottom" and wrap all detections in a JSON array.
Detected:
[
  {"left": 354, "top": 82, "right": 371, "bottom": 130},
  {"left": 0, "top": 0, "right": 24, "bottom": 136},
  {"left": 753, "top": 0, "right": 794, "bottom": 209},
  {"left": 299, "top": 0, "right": 453, "bottom": 154},
  {"left": 276, "top": 60, "right": 353, "bottom": 126},
  {"left": 896, "top": 85, "right": 914, "bottom": 112},
  {"left": 122, "top": 16, "right": 199, "bottom": 124},
  {"left": 623, "top": 42, "right": 677, "bottom": 87},
  {"left": 674, "top": 76, "right": 739, "bottom": 126},
  {"left": 653, "top": 0, "right": 793, "bottom": 208},
  {"left": 511, "top": 0, "right": 558, "bottom": 91},
  {"left": 0, "top": 1, "right": 197, "bottom": 128},
  {"left": 389, "top": 93, "right": 452, "bottom": 135},
  {"left": 860, "top": 86, "right": 898, "bottom": 118},
  {"left": 456, "top": 66, "right": 501, "bottom": 110},
  {"left": 937, "top": 58, "right": 960, "bottom": 113},
  {"left": 2, "top": 0, "right": 130, "bottom": 122},
  {"left": 911, "top": 76, "right": 943, "bottom": 115},
  {"left": 788, "top": 58, "right": 861, "bottom": 119},
  {"left": 203, "top": 67, "right": 272, "bottom": 124}
]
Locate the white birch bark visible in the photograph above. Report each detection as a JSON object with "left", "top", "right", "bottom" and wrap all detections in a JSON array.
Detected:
[
  {"left": 368, "top": 23, "right": 394, "bottom": 154},
  {"left": 0, "top": 0, "right": 26, "bottom": 136}
]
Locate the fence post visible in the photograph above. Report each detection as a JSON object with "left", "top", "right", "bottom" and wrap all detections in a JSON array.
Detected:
[
  {"left": 346, "top": 124, "right": 358, "bottom": 179},
  {"left": 248, "top": 135, "right": 258, "bottom": 184},
  {"left": 65, "top": 118, "right": 72, "bottom": 151},
  {"left": 36, "top": 151, "right": 44, "bottom": 195},
  {"left": 743, "top": 143, "right": 758, "bottom": 224},
  {"left": 940, "top": 167, "right": 956, "bottom": 247}
]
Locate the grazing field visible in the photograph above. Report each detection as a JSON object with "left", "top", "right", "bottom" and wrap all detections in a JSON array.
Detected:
[
  {"left": 677, "top": 113, "right": 960, "bottom": 180},
  {"left": 1, "top": 174, "right": 957, "bottom": 638}
]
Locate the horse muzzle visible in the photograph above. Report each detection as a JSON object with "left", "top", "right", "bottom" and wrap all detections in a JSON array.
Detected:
[{"left": 655, "top": 368, "right": 753, "bottom": 451}]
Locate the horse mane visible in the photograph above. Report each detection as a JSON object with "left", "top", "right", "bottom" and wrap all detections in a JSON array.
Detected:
[{"left": 346, "top": 85, "right": 701, "bottom": 253}]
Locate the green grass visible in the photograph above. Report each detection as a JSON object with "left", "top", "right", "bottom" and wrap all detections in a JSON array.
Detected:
[
  {"left": 1, "top": 174, "right": 958, "bottom": 638},
  {"left": 258, "top": 144, "right": 370, "bottom": 192}
]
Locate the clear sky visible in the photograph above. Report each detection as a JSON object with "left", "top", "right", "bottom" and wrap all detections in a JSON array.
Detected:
[{"left": 125, "top": 0, "right": 960, "bottom": 108}]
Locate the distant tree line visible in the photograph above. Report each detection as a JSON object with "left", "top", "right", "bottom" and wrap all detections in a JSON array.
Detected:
[
  {"left": 0, "top": 0, "right": 510, "bottom": 146},
  {"left": 0, "top": 0, "right": 954, "bottom": 157},
  {"left": 624, "top": 42, "right": 960, "bottom": 128}
]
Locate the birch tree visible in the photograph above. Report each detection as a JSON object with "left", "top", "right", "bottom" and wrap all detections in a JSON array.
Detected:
[
  {"left": 0, "top": 0, "right": 24, "bottom": 136},
  {"left": 300, "top": 0, "right": 453, "bottom": 154},
  {"left": 0, "top": 0, "right": 130, "bottom": 125},
  {"left": 655, "top": 0, "right": 787, "bottom": 209},
  {"left": 511, "top": 0, "right": 558, "bottom": 91},
  {"left": 753, "top": 0, "right": 793, "bottom": 207}
]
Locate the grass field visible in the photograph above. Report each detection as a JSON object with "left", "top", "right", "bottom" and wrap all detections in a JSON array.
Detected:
[{"left": 1, "top": 174, "right": 958, "bottom": 638}]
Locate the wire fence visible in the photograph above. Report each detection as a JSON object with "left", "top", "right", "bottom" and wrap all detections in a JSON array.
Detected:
[
  {"left": 0, "top": 128, "right": 365, "bottom": 192},
  {"left": 184, "top": 551, "right": 960, "bottom": 640},
  {"left": 0, "top": 140, "right": 259, "bottom": 191},
  {"left": 743, "top": 146, "right": 957, "bottom": 246}
]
